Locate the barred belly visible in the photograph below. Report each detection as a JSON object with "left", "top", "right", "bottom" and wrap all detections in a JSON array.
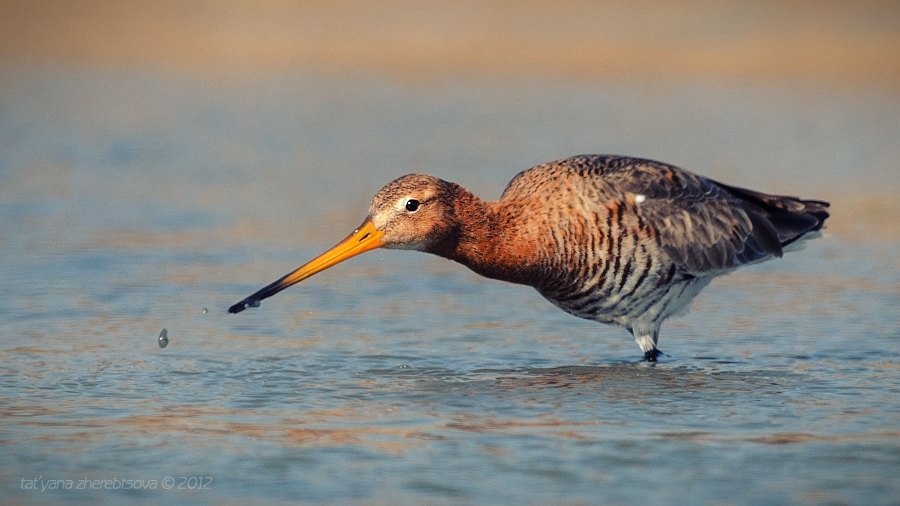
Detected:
[{"left": 534, "top": 197, "right": 715, "bottom": 331}]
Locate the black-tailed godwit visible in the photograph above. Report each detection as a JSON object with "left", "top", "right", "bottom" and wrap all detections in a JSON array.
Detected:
[{"left": 229, "top": 155, "right": 829, "bottom": 361}]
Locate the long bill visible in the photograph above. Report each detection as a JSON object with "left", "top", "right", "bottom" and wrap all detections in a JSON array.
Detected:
[{"left": 228, "top": 218, "right": 385, "bottom": 313}]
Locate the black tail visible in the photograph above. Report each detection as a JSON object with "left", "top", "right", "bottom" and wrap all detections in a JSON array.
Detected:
[{"left": 720, "top": 183, "right": 830, "bottom": 248}]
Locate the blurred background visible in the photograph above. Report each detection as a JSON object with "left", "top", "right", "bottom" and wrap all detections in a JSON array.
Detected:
[
  {"left": 2, "top": 0, "right": 899, "bottom": 247},
  {"left": 2, "top": 1, "right": 899, "bottom": 505},
  {"left": 3, "top": 0, "right": 899, "bottom": 81}
]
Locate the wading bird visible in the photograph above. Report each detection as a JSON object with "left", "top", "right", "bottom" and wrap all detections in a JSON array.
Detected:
[{"left": 229, "top": 155, "right": 829, "bottom": 361}]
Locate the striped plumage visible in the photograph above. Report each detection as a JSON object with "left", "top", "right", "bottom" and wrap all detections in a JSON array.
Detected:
[{"left": 229, "top": 155, "right": 830, "bottom": 361}]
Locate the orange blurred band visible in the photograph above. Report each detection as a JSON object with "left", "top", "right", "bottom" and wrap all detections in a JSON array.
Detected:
[{"left": 228, "top": 218, "right": 385, "bottom": 313}]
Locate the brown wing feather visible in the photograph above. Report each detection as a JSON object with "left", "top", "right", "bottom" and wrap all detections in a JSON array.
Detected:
[{"left": 573, "top": 156, "right": 829, "bottom": 275}]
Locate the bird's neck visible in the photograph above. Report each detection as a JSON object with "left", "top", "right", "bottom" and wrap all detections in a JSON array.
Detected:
[{"left": 428, "top": 185, "right": 543, "bottom": 286}]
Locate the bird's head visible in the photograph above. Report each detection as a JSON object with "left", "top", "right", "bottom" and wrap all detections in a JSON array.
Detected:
[
  {"left": 228, "top": 174, "right": 460, "bottom": 313},
  {"left": 368, "top": 174, "right": 460, "bottom": 251}
]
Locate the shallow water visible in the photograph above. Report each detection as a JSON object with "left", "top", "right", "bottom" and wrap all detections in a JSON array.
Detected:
[{"left": 2, "top": 66, "right": 900, "bottom": 505}]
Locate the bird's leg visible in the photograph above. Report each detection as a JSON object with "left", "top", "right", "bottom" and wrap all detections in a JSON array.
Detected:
[{"left": 628, "top": 324, "right": 661, "bottom": 362}]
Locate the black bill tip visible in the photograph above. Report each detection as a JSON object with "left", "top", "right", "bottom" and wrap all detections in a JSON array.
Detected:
[{"left": 228, "top": 298, "right": 260, "bottom": 314}]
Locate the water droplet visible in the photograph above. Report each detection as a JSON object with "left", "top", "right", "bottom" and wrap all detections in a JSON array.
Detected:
[
  {"left": 158, "top": 328, "right": 169, "bottom": 348},
  {"left": 248, "top": 299, "right": 260, "bottom": 308},
  {"left": 202, "top": 308, "right": 208, "bottom": 314}
]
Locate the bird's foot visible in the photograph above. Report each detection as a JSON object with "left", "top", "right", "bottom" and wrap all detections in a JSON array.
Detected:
[{"left": 643, "top": 348, "right": 663, "bottom": 362}]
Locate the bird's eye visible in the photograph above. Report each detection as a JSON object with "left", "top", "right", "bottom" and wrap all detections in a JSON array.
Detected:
[{"left": 405, "top": 199, "right": 420, "bottom": 212}]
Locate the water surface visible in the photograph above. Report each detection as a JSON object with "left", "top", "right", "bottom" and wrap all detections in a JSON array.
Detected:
[{"left": 1, "top": 66, "right": 899, "bottom": 505}]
